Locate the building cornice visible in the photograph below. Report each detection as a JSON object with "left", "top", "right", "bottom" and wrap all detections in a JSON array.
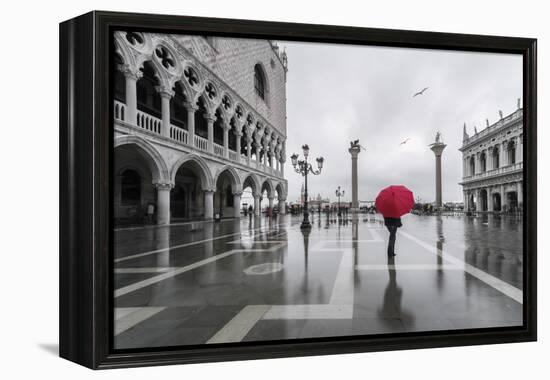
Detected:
[{"left": 459, "top": 109, "right": 523, "bottom": 151}]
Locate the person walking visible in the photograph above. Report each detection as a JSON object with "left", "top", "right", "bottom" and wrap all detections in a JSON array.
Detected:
[
  {"left": 375, "top": 185, "right": 414, "bottom": 258},
  {"left": 384, "top": 216, "right": 402, "bottom": 256}
]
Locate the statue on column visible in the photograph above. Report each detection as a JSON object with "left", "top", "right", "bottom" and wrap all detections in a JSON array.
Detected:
[{"left": 349, "top": 139, "right": 366, "bottom": 150}]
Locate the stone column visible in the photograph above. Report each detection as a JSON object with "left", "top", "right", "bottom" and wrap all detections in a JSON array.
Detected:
[
  {"left": 204, "top": 190, "right": 214, "bottom": 220},
  {"left": 474, "top": 152, "right": 480, "bottom": 175},
  {"left": 206, "top": 113, "right": 215, "bottom": 153},
  {"left": 487, "top": 148, "right": 493, "bottom": 171},
  {"left": 268, "top": 196, "right": 274, "bottom": 211},
  {"left": 430, "top": 142, "right": 447, "bottom": 209},
  {"left": 517, "top": 181, "right": 523, "bottom": 210},
  {"left": 487, "top": 187, "right": 494, "bottom": 212},
  {"left": 155, "top": 183, "right": 173, "bottom": 225},
  {"left": 233, "top": 192, "right": 242, "bottom": 218},
  {"left": 235, "top": 131, "right": 242, "bottom": 162},
  {"left": 348, "top": 144, "right": 362, "bottom": 216},
  {"left": 263, "top": 141, "right": 269, "bottom": 166},
  {"left": 253, "top": 193, "right": 261, "bottom": 216},
  {"left": 246, "top": 134, "right": 252, "bottom": 165},
  {"left": 186, "top": 103, "right": 197, "bottom": 146},
  {"left": 222, "top": 119, "right": 231, "bottom": 158},
  {"left": 123, "top": 68, "right": 141, "bottom": 125},
  {"left": 254, "top": 136, "right": 262, "bottom": 167},
  {"left": 157, "top": 87, "right": 174, "bottom": 138},
  {"left": 278, "top": 198, "right": 286, "bottom": 215},
  {"left": 463, "top": 190, "right": 468, "bottom": 212},
  {"left": 222, "top": 122, "right": 230, "bottom": 158},
  {"left": 514, "top": 136, "right": 520, "bottom": 164}
]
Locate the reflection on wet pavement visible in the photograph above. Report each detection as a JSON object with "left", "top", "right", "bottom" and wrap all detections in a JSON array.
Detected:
[{"left": 113, "top": 213, "right": 523, "bottom": 349}]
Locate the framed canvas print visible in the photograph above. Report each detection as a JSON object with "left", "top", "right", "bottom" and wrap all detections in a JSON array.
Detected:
[{"left": 59, "top": 11, "right": 537, "bottom": 369}]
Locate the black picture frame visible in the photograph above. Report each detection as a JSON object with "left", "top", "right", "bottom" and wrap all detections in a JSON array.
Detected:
[{"left": 59, "top": 10, "right": 537, "bottom": 369}]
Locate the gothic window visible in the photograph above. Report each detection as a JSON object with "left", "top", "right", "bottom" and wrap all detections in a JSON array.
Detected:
[
  {"left": 229, "top": 118, "right": 237, "bottom": 151},
  {"left": 114, "top": 53, "right": 126, "bottom": 103},
  {"left": 508, "top": 140, "right": 516, "bottom": 165},
  {"left": 195, "top": 97, "right": 208, "bottom": 139},
  {"left": 137, "top": 62, "right": 161, "bottom": 118},
  {"left": 126, "top": 32, "right": 144, "bottom": 46},
  {"left": 184, "top": 67, "right": 199, "bottom": 87},
  {"left": 205, "top": 82, "right": 217, "bottom": 100},
  {"left": 235, "top": 105, "right": 243, "bottom": 120},
  {"left": 170, "top": 82, "right": 188, "bottom": 129},
  {"left": 213, "top": 108, "right": 224, "bottom": 146},
  {"left": 155, "top": 46, "right": 175, "bottom": 70},
  {"left": 222, "top": 95, "right": 231, "bottom": 111},
  {"left": 120, "top": 170, "right": 141, "bottom": 206},
  {"left": 254, "top": 64, "right": 266, "bottom": 100},
  {"left": 492, "top": 147, "right": 500, "bottom": 169}
]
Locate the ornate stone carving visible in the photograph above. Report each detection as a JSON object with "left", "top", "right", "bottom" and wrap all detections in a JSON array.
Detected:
[{"left": 154, "top": 183, "right": 174, "bottom": 191}]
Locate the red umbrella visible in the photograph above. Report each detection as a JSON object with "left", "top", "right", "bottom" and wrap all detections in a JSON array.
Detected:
[{"left": 375, "top": 185, "right": 414, "bottom": 218}]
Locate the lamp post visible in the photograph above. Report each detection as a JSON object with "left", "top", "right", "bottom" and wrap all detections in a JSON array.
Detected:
[
  {"left": 291, "top": 144, "right": 324, "bottom": 230},
  {"left": 335, "top": 186, "right": 345, "bottom": 217}
]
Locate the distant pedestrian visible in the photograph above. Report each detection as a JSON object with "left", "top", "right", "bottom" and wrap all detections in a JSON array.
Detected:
[
  {"left": 384, "top": 217, "right": 402, "bottom": 256},
  {"left": 146, "top": 203, "right": 155, "bottom": 224},
  {"left": 248, "top": 205, "right": 253, "bottom": 218}
]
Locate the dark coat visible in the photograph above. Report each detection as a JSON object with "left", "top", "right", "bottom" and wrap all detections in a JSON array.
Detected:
[{"left": 384, "top": 217, "right": 402, "bottom": 228}]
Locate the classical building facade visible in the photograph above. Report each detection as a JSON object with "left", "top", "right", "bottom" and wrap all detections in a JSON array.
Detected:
[
  {"left": 459, "top": 107, "right": 523, "bottom": 213},
  {"left": 113, "top": 31, "right": 288, "bottom": 225}
]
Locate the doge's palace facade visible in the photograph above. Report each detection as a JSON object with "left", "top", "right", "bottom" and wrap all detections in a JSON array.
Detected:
[
  {"left": 113, "top": 32, "right": 288, "bottom": 225},
  {"left": 459, "top": 105, "right": 523, "bottom": 213}
]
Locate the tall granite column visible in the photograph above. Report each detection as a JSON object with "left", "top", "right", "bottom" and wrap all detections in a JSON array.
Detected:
[
  {"left": 430, "top": 141, "right": 447, "bottom": 209},
  {"left": 348, "top": 143, "right": 362, "bottom": 220}
]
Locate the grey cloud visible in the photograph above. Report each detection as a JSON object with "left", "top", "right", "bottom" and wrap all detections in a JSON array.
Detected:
[{"left": 279, "top": 41, "right": 522, "bottom": 204}]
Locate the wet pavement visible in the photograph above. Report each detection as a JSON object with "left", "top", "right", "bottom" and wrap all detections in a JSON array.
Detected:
[{"left": 113, "top": 213, "right": 523, "bottom": 349}]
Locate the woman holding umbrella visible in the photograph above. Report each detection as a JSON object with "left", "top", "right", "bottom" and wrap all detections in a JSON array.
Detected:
[{"left": 375, "top": 185, "right": 414, "bottom": 257}]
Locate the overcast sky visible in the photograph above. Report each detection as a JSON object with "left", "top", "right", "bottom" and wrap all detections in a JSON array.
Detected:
[{"left": 275, "top": 41, "right": 522, "bottom": 205}]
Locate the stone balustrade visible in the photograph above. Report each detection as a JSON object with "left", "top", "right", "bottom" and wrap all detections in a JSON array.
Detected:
[
  {"left": 115, "top": 100, "right": 283, "bottom": 177},
  {"left": 462, "top": 162, "right": 523, "bottom": 183}
]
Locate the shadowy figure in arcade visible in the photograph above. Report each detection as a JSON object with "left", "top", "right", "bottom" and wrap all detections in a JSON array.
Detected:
[{"left": 384, "top": 216, "right": 402, "bottom": 256}]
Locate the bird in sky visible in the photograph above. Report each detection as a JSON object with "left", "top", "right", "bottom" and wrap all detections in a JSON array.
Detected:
[
  {"left": 413, "top": 87, "right": 429, "bottom": 97},
  {"left": 399, "top": 138, "right": 411, "bottom": 145}
]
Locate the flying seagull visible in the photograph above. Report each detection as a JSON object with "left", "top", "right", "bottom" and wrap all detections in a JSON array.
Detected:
[
  {"left": 399, "top": 138, "right": 411, "bottom": 145},
  {"left": 413, "top": 87, "right": 429, "bottom": 97}
]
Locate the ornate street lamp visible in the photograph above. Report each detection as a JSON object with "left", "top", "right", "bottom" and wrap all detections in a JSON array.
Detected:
[
  {"left": 335, "top": 186, "right": 345, "bottom": 217},
  {"left": 291, "top": 144, "right": 324, "bottom": 230}
]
